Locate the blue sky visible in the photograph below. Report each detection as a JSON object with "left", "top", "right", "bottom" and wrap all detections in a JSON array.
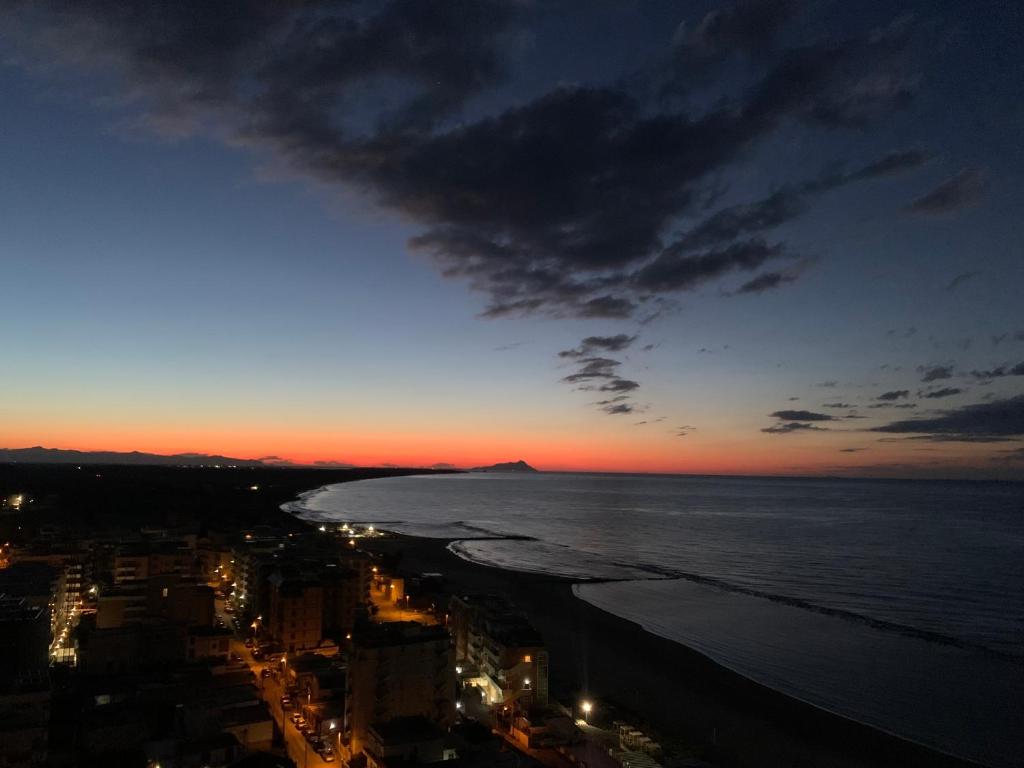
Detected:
[{"left": 1, "top": 1, "right": 1022, "bottom": 476}]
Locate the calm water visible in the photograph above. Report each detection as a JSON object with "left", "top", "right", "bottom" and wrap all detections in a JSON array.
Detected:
[{"left": 285, "top": 472, "right": 1024, "bottom": 766}]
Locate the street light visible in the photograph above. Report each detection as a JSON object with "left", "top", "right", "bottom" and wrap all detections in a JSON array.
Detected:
[{"left": 581, "top": 700, "right": 593, "bottom": 723}]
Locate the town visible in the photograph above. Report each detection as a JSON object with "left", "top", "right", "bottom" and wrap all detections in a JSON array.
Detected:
[{"left": 0, "top": 468, "right": 667, "bottom": 768}]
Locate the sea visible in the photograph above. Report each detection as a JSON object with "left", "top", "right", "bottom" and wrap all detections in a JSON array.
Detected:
[{"left": 283, "top": 472, "right": 1024, "bottom": 767}]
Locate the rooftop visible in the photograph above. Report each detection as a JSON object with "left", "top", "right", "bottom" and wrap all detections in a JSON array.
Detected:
[
  {"left": 369, "top": 715, "right": 445, "bottom": 745},
  {"left": 355, "top": 621, "right": 450, "bottom": 649}
]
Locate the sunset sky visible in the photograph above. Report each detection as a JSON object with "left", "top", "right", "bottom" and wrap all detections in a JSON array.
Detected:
[{"left": 1, "top": 1, "right": 1022, "bottom": 477}]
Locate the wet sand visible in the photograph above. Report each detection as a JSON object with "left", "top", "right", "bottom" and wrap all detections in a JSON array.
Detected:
[{"left": 362, "top": 532, "right": 983, "bottom": 768}]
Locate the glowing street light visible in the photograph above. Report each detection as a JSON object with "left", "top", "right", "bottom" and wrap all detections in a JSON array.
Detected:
[{"left": 581, "top": 700, "right": 593, "bottom": 723}]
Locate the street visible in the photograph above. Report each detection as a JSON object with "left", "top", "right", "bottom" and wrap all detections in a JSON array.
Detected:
[{"left": 231, "top": 638, "right": 336, "bottom": 768}]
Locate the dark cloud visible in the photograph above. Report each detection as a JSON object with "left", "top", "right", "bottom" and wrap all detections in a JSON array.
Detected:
[
  {"left": 598, "top": 378, "right": 641, "bottom": 393},
  {"left": 906, "top": 168, "right": 987, "bottom": 215},
  {"left": 872, "top": 395, "right": 1024, "bottom": 441},
  {"left": 946, "top": 271, "right": 981, "bottom": 291},
  {"left": 602, "top": 402, "right": 636, "bottom": 415},
  {"left": 734, "top": 270, "right": 797, "bottom": 295},
  {"left": 559, "top": 334, "right": 637, "bottom": 358},
  {"left": 761, "top": 422, "right": 827, "bottom": 434},
  {"left": 868, "top": 402, "right": 917, "bottom": 409},
  {"left": 671, "top": 0, "right": 800, "bottom": 66},
  {"left": 992, "top": 331, "right": 1024, "bottom": 346},
  {"left": 632, "top": 239, "right": 786, "bottom": 293},
  {"left": 562, "top": 357, "right": 622, "bottom": 384},
  {"left": 770, "top": 409, "right": 834, "bottom": 421},
  {"left": 4, "top": 1, "right": 918, "bottom": 319},
  {"left": 822, "top": 402, "right": 851, "bottom": 408},
  {"left": 876, "top": 389, "right": 910, "bottom": 401},
  {"left": 494, "top": 341, "right": 523, "bottom": 352},
  {"left": 839, "top": 447, "right": 865, "bottom": 452},
  {"left": 919, "top": 387, "right": 963, "bottom": 399},
  {"left": 675, "top": 425, "right": 697, "bottom": 437},
  {"left": 817, "top": 380, "right": 838, "bottom": 388},
  {"left": 675, "top": 150, "right": 928, "bottom": 252},
  {"left": 561, "top": 354, "right": 640, "bottom": 415},
  {"left": 969, "top": 362, "right": 1024, "bottom": 380},
  {"left": 917, "top": 364, "right": 953, "bottom": 382}
]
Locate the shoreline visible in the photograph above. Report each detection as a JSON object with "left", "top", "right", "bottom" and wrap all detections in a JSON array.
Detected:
[
  {"left": 354, "top": 529, "right": 983, "bottom": 768},
  {"left": 285, "top": 479, "right": 995, "bottom": 767}
]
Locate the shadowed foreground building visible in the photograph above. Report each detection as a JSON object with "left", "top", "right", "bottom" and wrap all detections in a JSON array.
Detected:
[
  {"left": 347, "top": 622, "right": 456, "bottom": 757},
  {"left": 267, "top": 573, "right": 323, "bottom": 653},
  {"left": 0, "top": 594, "right": 51, "bottom": 767}
]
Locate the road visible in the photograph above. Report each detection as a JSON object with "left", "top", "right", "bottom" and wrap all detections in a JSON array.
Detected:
[
  {"left": 368, "top": 587, "right": 439, "bottom": 625},
  {"left": 232, "top": 638, "right": 336, "bottom": 767}
]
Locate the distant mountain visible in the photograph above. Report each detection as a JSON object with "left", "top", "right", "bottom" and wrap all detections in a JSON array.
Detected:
[
  {"left": 0, "top": 446, "right": 265, "bottom": 467},
  {"left": 470, "top": 460, "right": 538, "bottom": 473}
]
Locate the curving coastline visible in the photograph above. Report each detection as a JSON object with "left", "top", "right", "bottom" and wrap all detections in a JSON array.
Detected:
[
  {"left": 356, "top": 529, "right": 988, "bottom": 768},
  {"left": 285, "top": 477, "right": 1020, "bottom": 767}
]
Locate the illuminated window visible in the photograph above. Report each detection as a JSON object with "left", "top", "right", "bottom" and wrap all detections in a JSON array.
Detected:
[{"left": 524, "top": 655, "right": 531, "bottom": 663}]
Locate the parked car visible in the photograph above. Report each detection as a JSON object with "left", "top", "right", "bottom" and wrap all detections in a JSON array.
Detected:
[
  {"left": 244, "top": 639, "right": 254, "bottom": 648},
  {"left": 319, "top": 749, "right": 335, "bottom": 762}
]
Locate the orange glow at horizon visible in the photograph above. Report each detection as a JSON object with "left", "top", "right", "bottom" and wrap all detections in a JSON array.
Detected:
[{"left": 0, "top": 421, "right": 994, "bottom": 477}]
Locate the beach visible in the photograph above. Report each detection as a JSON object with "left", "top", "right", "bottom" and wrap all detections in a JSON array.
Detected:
[{"left": 360, "top": 531, "right": 983, "bottom": 768}]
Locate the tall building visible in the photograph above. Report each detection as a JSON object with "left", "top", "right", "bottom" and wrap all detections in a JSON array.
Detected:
[
  {"left": 321, "top": 565, "right": 362, "bottom": 639},
  {"left": 449, "top": 594, "right": 549, "bottom": 708},
  {"left": 267, "top": 574, "right": 323, "bottom": 653},
  {"left": 0, "top": 595, "right": 51, "bottom": 767},
  {"left": 347, "top": 622, "right": 455, "bottom": 756}
]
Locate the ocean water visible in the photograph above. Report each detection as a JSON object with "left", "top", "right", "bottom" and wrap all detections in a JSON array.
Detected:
[{"left": 284, "top": 472, "right": 1024, "bottom": 766}]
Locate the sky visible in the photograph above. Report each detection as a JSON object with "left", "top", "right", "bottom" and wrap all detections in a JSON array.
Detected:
[{"left": 1, "top": 0, "right": 1022, "bottom": 477}]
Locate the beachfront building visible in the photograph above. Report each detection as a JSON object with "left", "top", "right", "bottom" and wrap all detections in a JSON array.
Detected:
[
  {"left": 347, "top": 622, "right": 456, "bottom": 757},
  {"left": 448, "top": 594, "right": 549, "bottom": 709}
]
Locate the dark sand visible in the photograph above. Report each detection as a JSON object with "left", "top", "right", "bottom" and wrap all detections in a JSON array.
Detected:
[{"left": 363, "top": 533, "right": 982, "bottom": 768}]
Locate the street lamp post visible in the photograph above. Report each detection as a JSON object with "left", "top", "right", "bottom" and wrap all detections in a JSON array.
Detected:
[{"left": 581, "top": 700, "right": 592, "bottom": 724}]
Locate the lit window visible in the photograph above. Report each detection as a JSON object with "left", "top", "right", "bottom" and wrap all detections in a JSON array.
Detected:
[{"left": 523, "top": 655, "right": 531, "bottom": 663}]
